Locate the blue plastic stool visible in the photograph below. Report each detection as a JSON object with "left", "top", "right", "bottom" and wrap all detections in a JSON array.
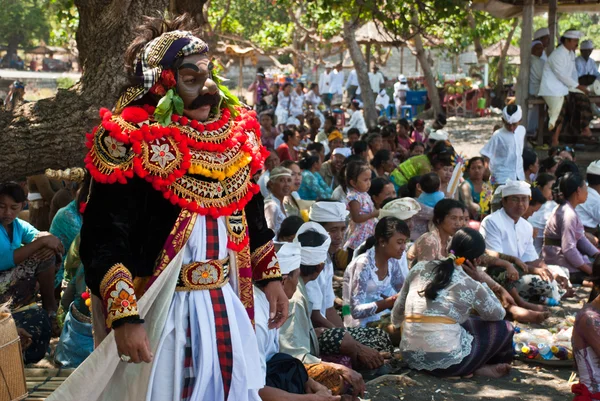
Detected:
[{"left": 400, "top": 105, "right": 413, "bottom": 122}]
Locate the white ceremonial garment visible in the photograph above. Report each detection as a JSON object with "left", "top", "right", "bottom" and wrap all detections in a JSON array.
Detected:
[
  {"left": 254, "top": 286, "right": 279, "bottom": 378},
  {"left": 264, "top": 195, "right": 287, "bottom": 236},
  {"left": 530, "top": 56, "right": 545, "bottom": 96},
  {"left": 394, "top": 81, "right": 409, "bottom": 110},
  {"left": 479, "top": 126, "right": 526, "bottom": 185},
  {"left": 575, "top": 56, "right": 600, "bottom": 79},
  {"left": 480, "top": 208, "right": 539, "bottom": 263},
  {"left": 344, "top": 110, "right": 368, "bottom": 135},
  {"left": 147, "top": 216, "right": 263, "bottom": 401},
  {"left": 46, "top": 216, "right": 263, "bottom": 401},
  {"left": 319, "top": 71, "right": 332, "bottom": 95},
  {"left": 305, "top": 255, "right": 335, "bottom": 318},
  {"left": 376, "top": 92, "right": 390, "bottom": 109},
  {"left": 538, "top": 45, "right": 579, "bottom": 97},
  {"left": 369, "top": 71, "right": 385, "bottom": 94},
  {"left": 290, "top": 92, "right": 304, "bottom": 118},
  {"left": 329, "top": 70, "right": 345, "bottom": 96},
  {"left": 576, "top": 186, "right": 600, "bottom": 229},
  {"left": 528, "top": 200, "right": 559, "bottom": 255},
  {"left": 345, "top": 70, "right": 359, "bottom": 89}
]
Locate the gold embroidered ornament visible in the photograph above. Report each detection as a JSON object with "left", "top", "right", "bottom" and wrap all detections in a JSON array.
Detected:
[{"left": 85, "top": 105, "right": 268, "bottom": 218}]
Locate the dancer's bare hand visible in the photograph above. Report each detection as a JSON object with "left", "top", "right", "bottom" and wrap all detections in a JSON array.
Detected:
[
  {"left": 264, "top": 280, "right": 289, "bottom": 329},
  {"left": 114, "top": 323, "right": 153, "bottom": 364}
]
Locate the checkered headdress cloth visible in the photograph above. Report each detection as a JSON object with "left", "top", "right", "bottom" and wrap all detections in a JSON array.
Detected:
[{"left": 133, "top": 30, "right": 209, "bottom": 101}]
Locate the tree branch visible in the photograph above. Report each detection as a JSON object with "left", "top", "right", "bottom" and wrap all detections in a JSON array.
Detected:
[{"left": 213, "top": 0, "right": 231, "bottom": 34}]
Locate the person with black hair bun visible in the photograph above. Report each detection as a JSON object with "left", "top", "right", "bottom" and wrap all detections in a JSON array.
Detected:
[
  {"left": 480, "top": 104, "right": 526, "bottom": 186},
  {"left": 368, "top": 177, "right": 396, "bottom": 209},
  {"left": 343, "top": 217, "right": 409, "bottom": 342},
  {"left": 0, "top": 182, "right": 63, "bottom": 364},
  {"left": 390, "top": 140, "right": 456, "bottom": 188},
  {"left": 370, "top": 149, "right": 395, "bottom": 178},
  {"left": 391, "top": 228, "right": 513, "bottom": 379},
  {"left": 571, "top": 255, "right": 600, "bottom": 398},
  {"left": 277, "top": 215, "right": 305, "bottom": 242},
  {"left": 297, "top": 153, "right": 333, "bottom": 201},
  {"left": 522, "top": 148, "right": 540, "bottom": 184},
  {"left": 539, "top": 156, "right": 561, "bottom": 174},
  {"left": 544, "top": 172, "right": 600, "bottom": 284}
]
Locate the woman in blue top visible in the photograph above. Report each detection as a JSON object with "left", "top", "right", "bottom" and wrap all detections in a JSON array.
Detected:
[
  {"left": 0, "top": 182, "right": 63, "bottom": 363},
  {"left": 298, "top": 153, "right": 333, "bottom": 201}
]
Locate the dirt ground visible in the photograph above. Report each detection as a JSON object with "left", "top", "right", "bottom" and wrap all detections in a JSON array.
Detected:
[
  {"left": 362, "top": 287, "right": 590, "bottom": 401},
  {"left": 444, "top": 115, "right": 502, "bottom": 159}
]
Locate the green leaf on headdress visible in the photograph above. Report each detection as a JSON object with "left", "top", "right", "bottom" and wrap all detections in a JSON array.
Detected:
[
  {"left": 217, "top": 83, "right": 241, "bottom": 118},
  {"left": 172, "top": 93, "right": 184, "bottom": 116},
  {"left": 154, "top": 89, "right": 175, "bottom": 126}
]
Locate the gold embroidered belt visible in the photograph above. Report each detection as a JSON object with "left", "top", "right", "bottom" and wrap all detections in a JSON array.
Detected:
[
  {"left": 176, "top": 257, "right": 230, "bottom": 291},
  {"left": 404, "top": 314, "right": 456, "bottom": 324}
]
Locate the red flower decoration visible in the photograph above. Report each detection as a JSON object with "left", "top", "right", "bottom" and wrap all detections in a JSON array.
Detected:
[
  {"left": 161, "top": 70, "right": 177, "bottom": 89},
  {"left": 150, "top": 82, "right": 166, "bottom": 96}
]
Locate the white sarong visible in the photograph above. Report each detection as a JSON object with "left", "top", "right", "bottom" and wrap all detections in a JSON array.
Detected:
[{"left": 47, "top": 215, "right": 263, "bottom": 401}]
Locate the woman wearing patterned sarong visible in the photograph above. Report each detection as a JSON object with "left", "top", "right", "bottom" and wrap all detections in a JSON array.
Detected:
[{"left": 392, "top": 228, "right": 514, "bottom": 378}]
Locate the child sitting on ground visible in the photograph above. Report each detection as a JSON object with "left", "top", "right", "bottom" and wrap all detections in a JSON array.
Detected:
[{"left": 417, "top": 172, "right": 445, "bottom": 208}]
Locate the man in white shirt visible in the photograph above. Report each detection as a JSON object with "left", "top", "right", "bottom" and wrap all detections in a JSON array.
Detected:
[
  {"left": 306, "top": 202, "right": 348, "bottom": 330},
  {"left": 344, "top": 69, "right": 359, "bottom": 101},
  {"left": 328, "top": 63, "right": 345, "bottom": 105},
  {"left": 480, "top": 180, "right": 561, "bottom": 306},
  {"left": 375, "top": 89, "right": 391, "bottom": 117},
  {"left": 480, "top": 105, "right": 526, "bottom": 185},
  {"left": 576, "top": 160, "right": 600, "bottom": 235},
  {"left": 538, "top": 29, "right": 592, "bottom": 146},
  {"left": 368, "top": 65, "right": 385, "bottom": 98},
  {"left": 319, "top": 64, "right": 333, "bottom": 108},
  {"left": 393, "top": 74, "right": 409, "bottom": 112},
  {"left": 533, "top": 27, "right": 550, "bottom": 61},
  {"left": 528, "top": 40, "right": 546, "bottom": 135},
  {"left": 255, "top": 243, "right": 338, "bottom": 400},
  {"left": 576, "top": 40, "right": 600, "bottom": 80}
]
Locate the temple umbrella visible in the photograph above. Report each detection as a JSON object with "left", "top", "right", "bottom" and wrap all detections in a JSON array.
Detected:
[{"left": 216, "top": 43, "right": 259, "bottom": 97}]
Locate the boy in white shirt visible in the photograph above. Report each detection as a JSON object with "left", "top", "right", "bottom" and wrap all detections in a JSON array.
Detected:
[{"left": 480, "top": 105, "right": 526, "bottom": 185}]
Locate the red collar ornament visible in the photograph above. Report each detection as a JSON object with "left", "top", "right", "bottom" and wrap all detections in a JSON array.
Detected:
[{"left": 85, "top": 105, "right": 268, "bottom": 219}]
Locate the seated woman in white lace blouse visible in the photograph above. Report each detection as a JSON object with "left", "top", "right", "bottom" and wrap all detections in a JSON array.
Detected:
[
  {"left": 391, "top": 227, "right": 514, "bottom": 378},
  {"left": 343, "top": 217, "right": 409, "bottom": 343}
]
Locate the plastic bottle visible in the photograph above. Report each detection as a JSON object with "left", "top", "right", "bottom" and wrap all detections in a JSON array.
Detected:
[
  {"left": 522, "top": 344, "right": 539, "bottom": 359},
  {"left": 514, "top": 342, "right": 526, "bottom": 355},
  {"left": 551, "top": 345, "right": 572, "bottom": 360},
  {"left": 538, "top": 343, "right": 554, "bottom": 360},
  {"left": 540, "top": 296, "right": 560, "bottom": 306},
  {"left": 342, "top": 305, "right": 353, "bottom": 328}
]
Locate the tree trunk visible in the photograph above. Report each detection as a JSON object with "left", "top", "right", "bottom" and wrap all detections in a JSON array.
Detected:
[
  {"left": 343, "top": 20, "right": 377, "bottom": 129},
  {"left": 494, "top": 19, "right": 518, "bottom": 106},
  {"left": 5, "top": 34, "right": 23, "bottom": 67},
  {"left": 411, "top": 9, "right": 441, "bottom": 117},
  {"left": 467, "top": 11, "right": 483, "bottom": 61},
  {"left": 0, "top": 0, "right": 208, "bottom": 182}
]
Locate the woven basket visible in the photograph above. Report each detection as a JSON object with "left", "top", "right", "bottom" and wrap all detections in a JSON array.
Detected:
[{"left": 0, "top": 312, "right": 28, "bottom": 401}]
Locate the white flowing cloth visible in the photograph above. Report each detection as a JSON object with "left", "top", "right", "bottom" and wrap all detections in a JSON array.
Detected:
[{"left": 47, "top": 215, "right": 263, "bottom": 401}]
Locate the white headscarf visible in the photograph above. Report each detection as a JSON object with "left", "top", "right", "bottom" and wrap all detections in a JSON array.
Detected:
[
  {"left": 502, "top": 105, "right": 522, "bottom": 124},
  {"left": 332, "top": 147, "right": 352, "bottom": 158},
  {"left": 587, "top": 160, "right": 600, "bottom": 176},
  {"left": 275, "top": 242, "right": 302, "bottom": 275},
  {"left": 531, "top": 40, "right": 543, "bottom": 49},
  {"left": 563, "top": 30, "right": 582, "bottom": 40},
  {"left": 581, "top": 40, "right": 594, "bottom": 50},
  {"left": 533, "top": 28, "right": 549, "bottom": 40},
  {"left": 293, "top": 222, "right": 331, "bottom": 266},
  {"left": 309, "top": 201, "right": 349, "bottom": 223},
  {"left": 499, "top": 179, "right": 531, "bottom": 197}
]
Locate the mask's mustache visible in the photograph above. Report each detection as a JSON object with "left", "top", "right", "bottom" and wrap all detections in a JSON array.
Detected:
[{"left": 187, "top": 93, "right": 220, "bottom": 110}]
